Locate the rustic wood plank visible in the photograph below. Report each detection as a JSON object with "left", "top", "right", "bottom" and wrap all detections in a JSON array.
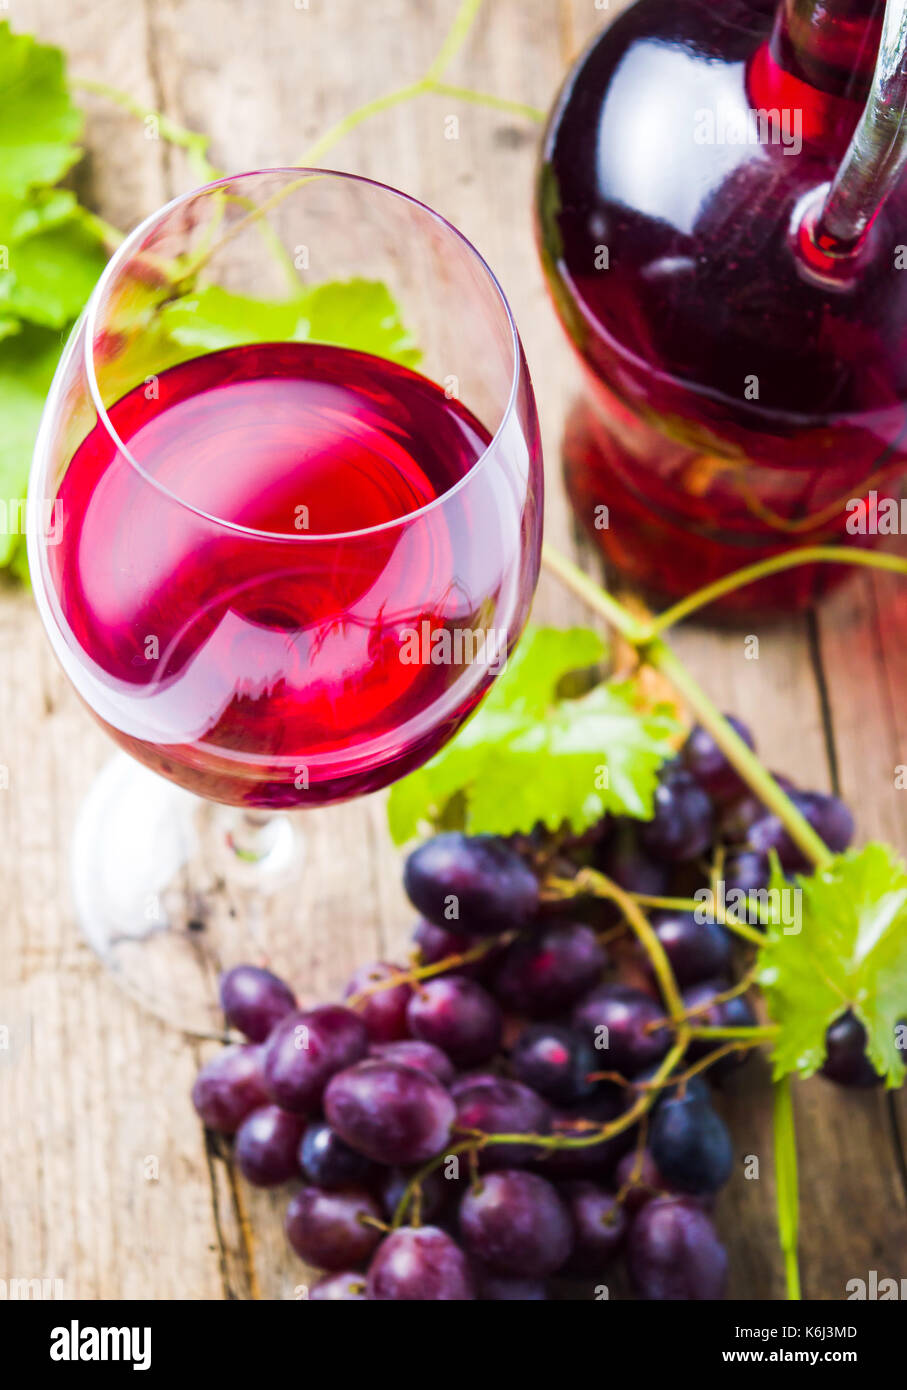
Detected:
[
  {"left": 813, "top": 571, "right": 907, "bottom": 1287},
  {"left": 0, "top": 0, "right": 227, "bottom": 1301}
]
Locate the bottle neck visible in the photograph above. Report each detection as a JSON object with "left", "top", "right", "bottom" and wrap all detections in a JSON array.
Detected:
[
  {"left": 750, "top": 0, "right": 885, "bottom": 151},
  {"left": 771, "top": 0, "right": 885, "bottom": 100}
]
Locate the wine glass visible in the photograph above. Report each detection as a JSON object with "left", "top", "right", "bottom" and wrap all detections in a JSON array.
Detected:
[{"left": 27, "top": 169, "right": 543, "bottom": 1034}]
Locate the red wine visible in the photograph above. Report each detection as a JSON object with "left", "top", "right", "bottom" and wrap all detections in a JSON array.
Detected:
[
  {"left": 50, "top": 342, "right": 538, "bottom": 806},
  {"left": 537, "top": 0, "right": 907, "bottom": 612}
]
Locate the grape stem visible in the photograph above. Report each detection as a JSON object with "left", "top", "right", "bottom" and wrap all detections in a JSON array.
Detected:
[
  {"left": 646, "top": 639, "right": 833, "bottom": 869},
  {"left": 540, "top": 541, "right": 651, "bottom": 645},
  {"left": 773, "top": 1076, "right": 802, "bottom": 1300},
  {"left": 540, "top": 544, "right": 835, "bottom": 871},
  {"left": 563, "top": 867, "right": 687, "bottom": 1023},
  {"left": 627, "top": 891, "right": 765, "bottom": 947},
  {"left": 648, "top": 546, "right": 907, "bottom": 635},
  {"left": 344, "top": 932, "right": 514, "bottom": 1009},
  {"left": 685, "top": 1025, "right": 779, "bottom": 1041},
  {"left": 478, "top": 1038, "right": 689, "bottom": 1154},
  {"left": 393, "top": 1035, "right": 690, "bottom": 1231},
  {"left": 392, "top": 1139, "right": 475, "bottom": 1229},
  {"left": 73, "top": 77, "right": 219, "bottom": 181},
  {"left": 647, "top": 1042, "right": 755, "bottom": 1089}
]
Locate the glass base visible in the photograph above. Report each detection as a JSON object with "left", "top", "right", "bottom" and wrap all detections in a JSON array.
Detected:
[{"left": 71, "top": 754, "right": 306, "bottom": 1036}]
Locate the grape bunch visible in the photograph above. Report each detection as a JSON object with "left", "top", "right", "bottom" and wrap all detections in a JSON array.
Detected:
[{"left": 192, "top": 715, "right": 867, "bottom": 1299}]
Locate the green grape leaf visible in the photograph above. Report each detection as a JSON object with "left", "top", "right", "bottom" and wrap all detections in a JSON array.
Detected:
[
  {"left": 387, "top": 625, "right": 680, "bottom": 844},
  {"left": 297, "top": 279, "right": 420, "bottom": 367},
  {"left": 0, "top": 191, "right": 107, "bottom": 328},
  {"left": 0, "top": 325, "right": 64, "bottom": 568},
  {"left": 758, "top": 843, "right": 907, "bottom": 1086},
  {"left": 160, "top": 278, "right": 421, "bottom": 366},
  {"left": 160, "top": 285, "right": 306, "bottom": 352},
  {"left": 0, "top": 23, "right": 84, "bottom": 198}
]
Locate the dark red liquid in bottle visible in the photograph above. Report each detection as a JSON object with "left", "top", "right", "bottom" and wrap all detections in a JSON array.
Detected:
[
  {"left": 49, "top": 342, "right": 538, "bottom": 806},
  {"left": 537, "top": 0, "right": 906, "bottom": 613}
]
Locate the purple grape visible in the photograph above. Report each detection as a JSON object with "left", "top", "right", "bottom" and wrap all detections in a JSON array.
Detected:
[
  {"left": 682, "top": 981, "right": 756, "bottom": 1075},
  {"left": 447, "top": 1073, "right": 502, "bottom": 1095},
  {"left": 299, "top": 1121, "right": 378, "bottom": 1190},
  {"left": 511, "top": 1024, "right": 598, "bottom": 1105},
  {"left": 475, "top": 1268, "right": 549, "bottom": 1300},
  {"left": 458, "top": 1170, "right": 573, "bottom": 1277},
  {"left": 310, "top": 1271, "right": 368, "bottom": 1301},
  {"left": 366, "top": 1226, "right": 475, "bottom": 1300},
  {"left": 627, "top": 1197, "right": 728, "bottom": 1300},
  {"left": 370, "top": 1039, "right": 455, "bottom": 1087},
  {"left": 492, "top": 920, "right": 607, "bottom": 1017},
  {"left": 406, "top": 976, "right": 502, "bottom": 1067},
  {"left": 598, "top": 822, "right": 670, "bottom": 896},
  {"left": 403, "top": 832, "right": 539, "bottom": 936},
  {"left": 412, "top": 918, "right": 499, "bottom": 979},
  {"left": 562, "top": 1181, "right": 628, "bottom": 1272},
  {"left": 746, "top": 812, "right": 800, "bottom": 867},
  {"left": 615, "top": 1148, "right": 664, "bottom": 1213},
  {"left": 325, "top": 1059, "right": 455, "bottom": 1165},
  {"left": 453, "top": 1077, "right": 552, "bottom": 1168},
  {"left": 234, "top": 1104, "right": 305, "bottom": 1187},
  {"left": 285, "top": 1186, "right": 384, "bottom": 1269},
  {"left": 821, "top": 1011, "right": 882, "bottom": 1088},
  {"left": 379, "top": 1165, "right": 451, "bottom": 1225},
  {"left": 682, "top": 715, "right": 755, "bottom": 804},
  {"left": 616, "top": 1151, "right": 721, "bottom": 1221},
  {"left": 343, "top": 962, "right": 412, "bottom": 1043},
  {"left": 218, "top": 965, "right": 297, "bottom": 1042},
  {"left": 649, "top": 1094, "right": 733, "bottom": 1195},
  {"left": 640, "top": 766, "right": 714, "bottom": 864},
  {"left": 748, "top": 790, "right": 854, "bottom": 871},
  {"left": 721, "top": 850, "right": 770, "bottom": 896},
  {"left": 262, "top": 1005, "right": 369, "bottom": 1114},
  {"left": 640, "top": 911, "right": 734, "bottom": 988},
  {"left": 191, "top": 1044, "right": 270, "bottom": 1134},
  {"left": 572, "top": 983, "right": 671, "bottom": 1078},
  {"left": 718, "top": 795, "right": 766, "bottom": 845},
  {"left": 719, "top": 774, "right": 798, "bottom": 844},
  {"left": 796, "top": 791, "right": 855, "bottom": 854}
]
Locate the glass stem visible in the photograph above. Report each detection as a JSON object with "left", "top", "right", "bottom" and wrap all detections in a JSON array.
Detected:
[
  {"left": 224, "top": 809, "right": 285, "bottom": 864},
  {"left": 814, "top": 0, "right": 907, "bottom": 251},
  {"left": 218, "top": 808, "right": 302, "bottom": 884}
]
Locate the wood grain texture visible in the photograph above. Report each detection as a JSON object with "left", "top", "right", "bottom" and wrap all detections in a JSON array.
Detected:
[{"left": 0, "top": 0, "right": 904, "bottom": 1301}]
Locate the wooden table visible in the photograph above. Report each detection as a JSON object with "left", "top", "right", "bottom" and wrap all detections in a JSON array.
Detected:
[{"left": 2, "top": 0, "right": 906, "bottom": 1300}]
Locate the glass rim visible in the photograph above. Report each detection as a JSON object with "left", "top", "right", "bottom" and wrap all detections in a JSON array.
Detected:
[{"left": 81, "top": 166, "right": 524, "bottom": 543}]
